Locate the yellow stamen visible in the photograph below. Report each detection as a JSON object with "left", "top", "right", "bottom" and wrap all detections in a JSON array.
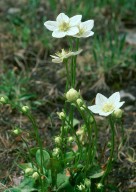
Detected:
[
  {"left": 102, "top": 103, "right": 114, "bottom": 112},
  {"left": 59, "top": 22, "right": 70, "bottom": 31}
]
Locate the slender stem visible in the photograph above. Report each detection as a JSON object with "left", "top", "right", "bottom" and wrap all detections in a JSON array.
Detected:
[
  {"left": 20, "top": 136, "right": 35, "bottom": 168},
  {"left": 64, "top": 60, "right": 70, "bottom": 91},
  {"left": 65, "top": 118, "right": 82, "bottom": 151},
  {"left": 26, "top": 113, "right": 45, "bottom": 192},
  {"left": 73, "top": 38, "right": 79, "bottom": 87},
  {"left": 100, "top": 115, "right": 115, "bottom": 184}
]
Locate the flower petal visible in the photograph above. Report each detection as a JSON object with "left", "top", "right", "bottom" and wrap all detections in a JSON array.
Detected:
[
  {"left": 52, "top": 30, "right": 66, "bottom": 38},
  {"left": 81, "top": 20, "right": 94, "bottom": 31},
  {"left": 69, "top": 15, "right": 82, "bottom": 26},
  {"left": 66, "top": 27, "right": 79, "bottom": 36},
  {"left": 99, "top": 110, "right": 113, "bottom": 116},
  {"left": 109, "top": 92, "right": 120, "bottom": 103},
  {"left": 76, "top": 31, "right": 94, "bottom": 38},
  {"left": 114, "top": 101, "right": 125, "bottom": 109},
  {"left": 56, "top": 13, "right": 69, "bottom": 24},
  {"left": 88, "top": 105, "right": 100, "bottom": 114},
  {"left": 95, "top": 93, "right": 108, "bottom": 106},
  {"left": 50, "top": 55, "right": 58, "bottom": 59},
  {"left": 44, "top": 21, "right": 57, "bottom": 31},
  {"left": 52, "top": 58, "right": 62, "bottom": 63},
  {"left": 72, "top": 49, "right": 83, "bottom": 55}
]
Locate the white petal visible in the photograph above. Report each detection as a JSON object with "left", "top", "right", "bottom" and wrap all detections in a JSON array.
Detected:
[
  {"left": 69, "top": 15, "right": 82, "bottom": 26},
  {"left": 115, "top": 101, "right": 125, "bottom": 109},
  {"left": 65, "top": 50, "right": 82, "bottom": 58},
  {"left": 109, "top": 92, "right": 120, "bottom": 103},
  {"left": 52, "top": 30, "right": 66, "bottom": 38},
  {"left": 76, "top": 31, "right": 94, "bottom": 38},
  {"left": 99, "top": 111, "right": 113, "bottom": 116},
  {"left": 66, "top": 27, "right": 79, "bottom": 36},
  {"left": 72, "top": 49, "right": 83, "bottom": 55},
  {"left": 50, "top": 55, "right": 58, "bottom": 59},
  {"left": 81, "top": 20, "right": 94, "bottom": 31},
  {"left": 52, "top": 58, "right": 62, "bottom": 63},
  {"left": 95, "top": 93, "right": 108, "bottom": 106},
  {"left": 88, "top": 105, "right": 100, "bottom": 114},
  {"left": 56, "top": 13, "right": 69, "bottom": 24},
  {"left": 44, "top": 21, "right": 57, "bottom": 31}
]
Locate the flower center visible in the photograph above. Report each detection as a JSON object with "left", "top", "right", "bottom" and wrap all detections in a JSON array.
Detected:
[
  {"left": 102, "top": 103, "right": 114, "bottom": 112},
  {"left": 78, "top": 27, "right": 85, "bottom": 35},
  {"left": 59, "top": 22, "right": 70, "bottom": 31},
  {"left": 56, "top": 49, "right": 67, "bottom": 58}
]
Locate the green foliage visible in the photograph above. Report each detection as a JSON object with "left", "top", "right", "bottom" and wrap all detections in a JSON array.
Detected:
[
  {"left": 36, "top": 149, "right": 50, "bottom": 167},
  {"left": 0, "top": 70, "right": 36, "bottom": 105},
  {"left": 4, "top": 177, "right": 36, "bottom": 192},
  {"left": 56, "top": 173, "right": 73, "bottom": 191}
]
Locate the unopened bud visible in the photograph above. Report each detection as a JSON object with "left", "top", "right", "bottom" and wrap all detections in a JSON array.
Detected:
[
  {"left": 113, "top": 109, "right": 123, "bottom": 118},
  {"left": 68, "top": 136, "right": 74, "bottom": 142},
  {"left": 80, "top": 106, "right": 85, "bottom": 111},
  {"left": 0, "top": 96, "right": 8, "bottom": 104},
  {"left": 21, "top": 106, "right": 29, "bottom": 113},
  {"left": 107, "top": 141, "right": 112, "bottom": 148},
  {"left": 54, "top": 136, "right": 62, "bottom": 145},
  {"left": 84, "top": 178, "right": 91, "bottom": 187},
  {"left": 57, "top": 111, "right": 65, "bottom": 120},
  {"left": 89, "top": 116, "right": 94, "bottom": 123},
  {"left": 76, "top": 98, "right": 83, "bottom": 107},
  {"left": 32, "top": 172, "right": 39, "bottom": 180},
  {"left": 25, "top": 168, "right": 33, "bottom": 174},
  {"left": 52, "top": 148, "right": 60, "bottom": 157},
  {"left": 66, "top": 88, "right": 79, "bottom": 102},
  {"left": 77, "top": 183, "right": 86, "bottom": 190},
  {"left": 97, "top": 183, "right": 103, "bottom": 189},
  {"left": 12, "top": 128, "right": 21, "bottom": 135}
]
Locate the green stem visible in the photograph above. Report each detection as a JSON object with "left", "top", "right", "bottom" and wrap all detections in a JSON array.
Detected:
[
  {"left": 21, "top": 136, "right": 35, "bottom": 169},
  {"left": 26, "top": 113, "right": 45, "bottom": 192},
  {"left": 64, "top": 59, "right": 70, "bottom": 91},
  {"left": 100, "top": 115, "right": 115, "bottom": 184},
  {"left": 73, "top": 38, "right": 79, "bottom": 87}
]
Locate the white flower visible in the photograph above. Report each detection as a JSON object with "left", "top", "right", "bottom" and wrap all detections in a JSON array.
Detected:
[
  {"left": 50, "top": 49, "right": 82, "bottom": 63},
  {"left": 74, "top": 20, "right": 94, "bottom": 38},
  {"left": 44, "top": 13, "right": 82, "bottom": 38},
  {"left": 88, "top": 92, "right": 125, "bottom": 116}
]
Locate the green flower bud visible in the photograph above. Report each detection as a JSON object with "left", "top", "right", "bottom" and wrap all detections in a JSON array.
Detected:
[
  {"left": 66, "top": 88, "right": 79, "bottom": 102},
  {"left": 21, "top": 106, "right": 29, "bottom": 113},
  {"left": 25, "top": 168, "right": 33, "bottom": 174},
  {"left": 84, "top": 178, "right": 91, "bottom": 187},
  {"left": 68, "top": 136, "right": 74, "bottom": 142},
  {"left": 57, "top": 111, "right": 65, "bottom": 120},
  {"left": 113, "top": 109, "right": 123, "bottom": 118},
  {"left": 0, "top": 96, "right": 8, "bottom": 104},
  {"left": 12, "top": 128, "right": 22, "bottom": 135},
  {"left": 52, "top": 148, "right": 60, "bottom": 157},
  {"left": 77, "top": 183, "right": 86, "bottom": 190},
  {"left": 97, "top": 183, "right": 103, "bottom": 189},
  {"left": 32, "top": 172, "right": 39, "bottom": 180},
  {"left": 54, "top": 136, "right": 62, "bottom": 145},
  {"left": 76, "top": 98, "right": 84, "bottom": 107},
  {"left": 107, "top": 141, "right": 112, "bottom": 148}
]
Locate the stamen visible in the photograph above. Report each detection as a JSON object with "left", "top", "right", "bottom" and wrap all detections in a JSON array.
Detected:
[
  {"left": 102, "top": 103, "right": 114, "bottom": 112},
  {"left": 59, "top": 22, "right": 70, "bottom": 31}
]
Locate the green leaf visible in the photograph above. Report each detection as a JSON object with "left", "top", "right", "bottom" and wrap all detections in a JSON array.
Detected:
[
  {"left": 56, "top": 173, "right": 73, "bottom": 191},
  {"left": 89, "top": 166, "right": 104, "bottom": 179},
  {"left": 4, "top": 178, "right": 36, "bottom": 192},
  {"left": 36, "top": 149, "right": 50, "bottom": 167}
]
